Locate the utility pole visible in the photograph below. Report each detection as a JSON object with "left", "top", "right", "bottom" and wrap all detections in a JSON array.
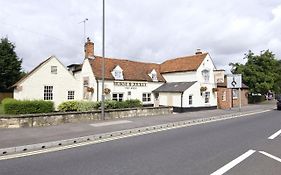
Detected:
[{"left": 101, "top": 0, "right": 105, "bottom": 120}]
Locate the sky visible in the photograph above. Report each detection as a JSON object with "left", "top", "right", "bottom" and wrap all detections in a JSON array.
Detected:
[{"left": 0, "top": 0, "right": 281, "bottom": 73}]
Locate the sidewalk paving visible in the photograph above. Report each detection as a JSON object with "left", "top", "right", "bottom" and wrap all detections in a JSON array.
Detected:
[{"left": 0, "top": 102, "right": 276, "bottom": 149}]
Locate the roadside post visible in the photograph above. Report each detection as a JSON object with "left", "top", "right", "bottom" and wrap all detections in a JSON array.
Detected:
[{"left": 227, "top": 74, "right": 242, "bottom": 111}]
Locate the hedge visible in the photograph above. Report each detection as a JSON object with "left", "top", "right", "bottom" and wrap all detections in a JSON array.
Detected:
[
  {"left": 2, "top": 98, "right": 54, "bottom": 114},
  {"left": 57, "top": 99, "right": 142, "bottom": 112}
]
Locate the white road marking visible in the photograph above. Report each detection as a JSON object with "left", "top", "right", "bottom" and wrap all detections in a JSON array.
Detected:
[
  {"left": 210, "top": 150, "right": 256, "bottom": 175},
  {"left": 90, "top": 120, "right": 132, "bottom": 127},
  {"left": 259, "top": 151, "right": 281, "bottom": 163},
  {"left": 268, "top": 129, "right": 281, "bottom": 140}
]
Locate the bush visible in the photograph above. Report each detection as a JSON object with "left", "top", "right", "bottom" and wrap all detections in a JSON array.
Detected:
[
  {"left": 104, "top": 99, "right": 142, "bottom": 109},
  {"left": 57, "top": 99, "right": 143, "bottom": 112},
  {"left": 77, "top": 101, "right": 99, "bottom": 111},
  {"left": 248, "top": 94, "right": 265, "bottom": 104},
  {"left": 2, "top": 98, "right": 54, "bottom": 114},
  {"left": 58, "top": 101, "right": 79, "bottom": 112}
]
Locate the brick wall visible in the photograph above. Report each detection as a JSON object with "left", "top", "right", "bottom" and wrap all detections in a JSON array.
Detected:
[{"left": 217, "top": 87, "right": 248, "bottom": 109}]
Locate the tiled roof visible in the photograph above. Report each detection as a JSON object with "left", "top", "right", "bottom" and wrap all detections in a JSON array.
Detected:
[
  {"left": 89, "top": 53, "right": 207, "bottom": 82},
  {"left": 89, "top": 56, "right": 166, "bottom": 82},
  {"left": 160, "top": 53, "right": 207, "bottom": 73},
  {"left": 153, "top": 81, "right": 197, "bottom": 93}
]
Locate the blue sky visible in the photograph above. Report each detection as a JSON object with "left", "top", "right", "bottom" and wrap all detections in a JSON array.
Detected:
[{"left": 1, "top": 0, "right": 281, "bottom": 72}]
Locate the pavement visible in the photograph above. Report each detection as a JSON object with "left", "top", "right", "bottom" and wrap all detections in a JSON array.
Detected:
[{"left": 0, "top": 101, "right": 277, "bottom": 150}]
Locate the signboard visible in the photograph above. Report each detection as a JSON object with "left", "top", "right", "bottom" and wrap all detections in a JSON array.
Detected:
[
  {"left": 214, "top": 70, "right": 225, "bottom": 83},
  {"left": 227, "top": 74, "right": 242, "bottom": 88},
  {"left": 114, "top": 81, "right": 147, "bottom": 89}
]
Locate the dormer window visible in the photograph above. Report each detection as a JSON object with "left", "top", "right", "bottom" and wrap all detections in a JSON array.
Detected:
[
  {"left": 111, "top": 65, "right": 123, "bottom": 80},
  {"left": 149, "top": 69, "right": 158, "bottom": 82},
  {"left": 202, "top": 69, "right": 210, "bottom": 83}
]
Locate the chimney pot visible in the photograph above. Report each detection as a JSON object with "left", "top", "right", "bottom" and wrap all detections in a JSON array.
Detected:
[{"left": 195, "top": 48, "right": 203, "bottom": 55}]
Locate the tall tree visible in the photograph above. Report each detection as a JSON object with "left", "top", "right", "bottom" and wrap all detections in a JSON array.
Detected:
[
  {"left": 230, "top": 50, "right": 281, "bottom": 94},
  {"left": 0, "top": 37, "right": 23, "bottom": 91}
]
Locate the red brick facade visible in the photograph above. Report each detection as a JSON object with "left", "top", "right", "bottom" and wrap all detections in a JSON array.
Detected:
[{"left": 217, "top": 87, "right": 249, "bottom": 109}]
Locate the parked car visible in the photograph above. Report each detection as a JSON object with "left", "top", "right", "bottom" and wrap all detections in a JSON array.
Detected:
[{"left": 277, "top": 100, "right": 281, "bottom": 110}]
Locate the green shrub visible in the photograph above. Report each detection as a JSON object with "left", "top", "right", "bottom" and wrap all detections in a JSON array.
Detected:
[
  {"left": 58, "top": 101, "right": 79, "bottom": 112},
  {"left": 2, "top": 98, "right": 54, "bottom": 114},
  {"left": 248, "top": 94, "right": 265, "bottom": 104},
  {"left": 124, "top": 99, "right": 142, "bottom": 108},
  {"left": 76, "top": 101, "right": 99, "bottom": 111}
]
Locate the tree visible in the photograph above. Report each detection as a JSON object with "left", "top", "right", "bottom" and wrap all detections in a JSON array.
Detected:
[
  {"left": 230, "top": 50, "right": 281, "bottom": 94},
  {"left": 0, "top": 37, "right": 23, "bottom": 91}
]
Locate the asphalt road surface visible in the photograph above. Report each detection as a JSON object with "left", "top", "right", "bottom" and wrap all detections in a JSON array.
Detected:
[{"left": 0, "top": 110, "right": 280, "bottom": 175}]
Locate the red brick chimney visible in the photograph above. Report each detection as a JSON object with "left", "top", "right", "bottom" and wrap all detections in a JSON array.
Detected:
[{"left": 84, "top": 37, "right": 94, "bottom": 58}]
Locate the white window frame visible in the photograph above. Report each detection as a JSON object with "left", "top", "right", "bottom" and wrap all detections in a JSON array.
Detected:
[
  {"left": 202, "top": 69, "right": 210, "bottom": 83},
  {"left": 68, "top": 91, "right": 75, "bottom": 100},
  {"left": 111, "top": 65, "right": 124, "bottom": 80},
  {"left": 189, "top": 95, "right": 193, "bottom": 105},
  {"left": 44, "top": 86, "right": 53, "bottom": 100},
  {"left": 112, "top": 93, "right": 124, "bottom": 101},
  {"left": 51, "top": 66, "right": 57, "bottom": 74},
  {"left": 205, "top": 92, "right": 210, "bottom": 103},
  {"left": 142, "top": 93, "right": 151, "bottom": 102}
]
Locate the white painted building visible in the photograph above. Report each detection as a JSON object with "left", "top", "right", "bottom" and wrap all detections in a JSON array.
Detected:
[{"left": 13, "top": 38, "right": 219, "bottom": 111}]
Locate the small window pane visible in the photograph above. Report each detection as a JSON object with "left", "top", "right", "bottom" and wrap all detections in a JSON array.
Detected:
[
  {"left": 68, "top": 91, "right": 75, "bottom": 100},
  {"left": 51, "top": 66, "right": 57, "bottom": 74},
  {"left": 44, "top": 86, "right": 53, "bottom": 100}
]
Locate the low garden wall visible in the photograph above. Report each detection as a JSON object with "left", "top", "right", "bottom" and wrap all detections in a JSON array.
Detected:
[{"left": 0, "top": 106, "right": 173, "bottom": 128}]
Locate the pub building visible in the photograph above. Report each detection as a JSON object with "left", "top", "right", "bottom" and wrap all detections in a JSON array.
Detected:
[{"left": 13, "top": 38, "right": 224, "bottom": 112}]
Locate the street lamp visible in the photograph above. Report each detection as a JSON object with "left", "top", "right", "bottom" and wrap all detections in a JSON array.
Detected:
[{"left": 101, "top": 0, "right": 105, "bottom": 120}]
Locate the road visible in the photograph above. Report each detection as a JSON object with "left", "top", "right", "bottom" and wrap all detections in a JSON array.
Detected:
[{"left": 0, "top": 110, "right": 280, "bottom": 175}]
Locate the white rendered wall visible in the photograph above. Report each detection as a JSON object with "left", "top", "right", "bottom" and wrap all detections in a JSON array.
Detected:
[
  {"left": 162, "top": 71, "right": 197, "bottom": 83},
  {"left": 14, "top": 56, "right": 79, "bottom": 107},
  {"left": 96, "top": 80, "right": 163, "bottom": 105}
]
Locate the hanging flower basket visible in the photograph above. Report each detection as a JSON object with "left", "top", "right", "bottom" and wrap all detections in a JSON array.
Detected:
[
  {"left": 104, "top": 88, "right": 111, "bottom": 94},
  {"left": 212, "top": 88, "right": 218, "bottom": 93},
  {"left": 200, "top": 86, "right": 207, "bottom": 92},
  {"left": 87, "top": 87, "right": 94, "bottom": 93}
]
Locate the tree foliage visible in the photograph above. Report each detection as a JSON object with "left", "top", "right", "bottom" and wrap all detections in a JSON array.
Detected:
[
  {"left": 0, "top": 37, "right": 23, "bottom": 91},
  {"left": 230, "top": 50, "right": 281, "bottom": 94}
]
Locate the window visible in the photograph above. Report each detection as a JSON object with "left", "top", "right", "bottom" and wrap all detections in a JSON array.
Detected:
[
  {"left": 149, "top": 69, "right": 158, "bottom": 81},
  {"left": 51, "top": 66, "right": 57, "bottom": 74},
  {"left": 142, "top": 93, "right": 151, "bottom": 102},
  {"left": 222, "top": 91, "right": 226, "bottom": 101},
  {"left": 83, "top": 77, "right": 89, "bottom": 87},
  {"left": 205, "top": 92, "right": 210, "bottom": 103},
  {"left": 44, "top": 86, "right": 53, "bottom": 100},
  {"left": 151, "top": 73, "right": 157, "bottom": 81},
  {"left": 68, "top": 91, "right": 75, "bottom": 100},
  {"left": 128, "top": 91, "right": 131, "bottom": 96},
  {"left": 202, "top": 69, "right": 210, "bottom": 83},
  {"left": 114, "top": 70, "right": 122, "bottom": 79},
  {"left": 112, "top": 93, "right": 123, "bottom": 101},
  {"left": 189, "top": 95, "right": 193, "bottom": 105},
  {"left": 233, "top": 89, "right": 238, "bottom": 99}
]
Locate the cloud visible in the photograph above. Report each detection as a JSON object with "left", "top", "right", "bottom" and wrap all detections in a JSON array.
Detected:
[{"left": 0, "top": 0, "right": 281, "bottom": 72}]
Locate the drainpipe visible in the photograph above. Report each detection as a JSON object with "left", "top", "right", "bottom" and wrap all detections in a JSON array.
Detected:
[
  {"left": 181, "top": 92, "right": 183, "bottom": 113},
  {"left": 96, "top": 80, "right": 99, "bottom": 101}
]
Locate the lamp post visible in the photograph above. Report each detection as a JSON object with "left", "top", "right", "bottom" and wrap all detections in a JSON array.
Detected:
[{"left": 101, "top": 0, "right": 105, "bottom": 120}]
